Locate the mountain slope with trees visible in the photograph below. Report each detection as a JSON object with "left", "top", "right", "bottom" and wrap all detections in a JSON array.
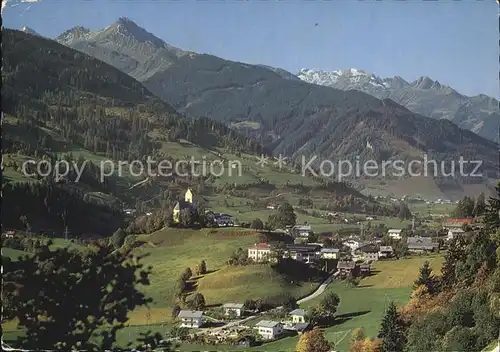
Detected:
[
  {"left": 2, "top": 29, "right": 265, "bottom": 237},
  {"left": 392, "top": 183, "right": 500, "bottom": 352},
  {"left": 297, "top": 68, "right": 500, "bottom": 142}
]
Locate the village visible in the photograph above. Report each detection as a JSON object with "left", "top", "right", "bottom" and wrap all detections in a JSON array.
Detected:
[
  {"left": 161, "top": 196, "right": 482, "bottom": 347},
  {"left": 2, "top": 187, "right": 490, "bottom": 351}
]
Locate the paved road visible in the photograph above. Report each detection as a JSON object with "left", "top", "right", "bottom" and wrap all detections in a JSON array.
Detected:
[
  {"left": 204, "top": 270, "right": 338, "bottom": 333},
  {"left": 297, "top": 271, "right": 338, "bottom": 304}
]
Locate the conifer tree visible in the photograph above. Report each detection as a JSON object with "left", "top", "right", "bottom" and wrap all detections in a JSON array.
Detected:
[
  {"left": 378, "top": 301, "right": 406, "bottom": 352},
  {"left": 413, "top": 260, "right": 435, "bottom": 293},
  {"left": 485, "top": 182, "right": 500, "bottom": 229}
]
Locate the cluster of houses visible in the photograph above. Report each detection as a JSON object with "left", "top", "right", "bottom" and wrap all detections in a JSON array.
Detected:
[
  {"left": 387, "top": 218, "right": 480, "bottom": 248},
  {"left": 442, "top": 218, "right": 477, "bottom": 241},
  {"left": 176, "top": 306, "right": 310, "bottom": 341},
  {"left": 255, "top": 309, "right": 310, "bottom": 340},
  {"left": 247, "top": 242, "right": 340, "bottom": 264},
  {"left": 246, "top": 223, "right": 442, "bottom": 269},
  {"left": 177, "top": 303, "right": 247, "bottom": 329}
]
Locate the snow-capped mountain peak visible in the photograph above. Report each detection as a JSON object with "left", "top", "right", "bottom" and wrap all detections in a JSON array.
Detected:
[
  {"left": 57, "top": 17, "right": 186, "bottom": 56},
  {"left": 56, "top": 26, "right": 91, "bottom": 45},
  {"left": 102, "top": 17, "right": 164, "bottom": 45},
  {"left": 297, "top": 68, "right": 388, "bottom": 90},
  {"left": 21, "top": 25, "right": 41, "bottom": 37}
]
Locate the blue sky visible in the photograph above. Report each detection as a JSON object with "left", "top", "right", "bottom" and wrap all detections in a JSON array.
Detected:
[{"left": 3, "top": 0, "right": 498, "bottom": 97}]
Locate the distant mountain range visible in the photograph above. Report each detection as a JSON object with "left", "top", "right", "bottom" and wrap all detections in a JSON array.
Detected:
[
  {"left": 297, "top": 68, "right": 499, "bottom": 141},
  {"left": 15, "top": 19, "right": 498, "bottom": 193}
]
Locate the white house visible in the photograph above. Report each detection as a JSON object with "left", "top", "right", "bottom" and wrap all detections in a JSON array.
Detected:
[
  {"left": 320, "top": 248, "right": 340, "bottom": 259},
  {"left": 255, "top": 320, "right": 283, "bottom": 340},
  {"left": 177, "top": 310, "right": 203, "bottom": 328},
  {"left": 222, "top": 303, "right": 244, "bottom": 317},
  {"left": 387, "top": 229, "right": 402, "bottom": 240},
  {"left": 289, "top": 309, "right": 306, "bottom": 324},
  {"left": 285, "top": 244, "right": 321, "bottom": 264},
  {"left": 247, "top": 243, "right": 271, "bottom": 262},
  {"left": 291, "top": 225, "right": 312, "bottom": 238},
  {"left": 378, "top": 246, "right": 394, "bottom": 258}
]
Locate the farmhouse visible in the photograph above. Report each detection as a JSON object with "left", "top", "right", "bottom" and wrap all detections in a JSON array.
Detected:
[
  {"left": 407, "top": 236, "right": 438, "bottom": 253},
  {"left": 289, "top": 308, "right": 306, "bottom": 324},
  {"left": 214, "top": 213, "right": 234, "bottom": 227},
  {"left": 320, "top": 247, "right": 340, "bottom": 259},
  {"left": 291, "top": 224, "right": 313, "bottom": 238},
  {"left": 255, "top": 320, "right": 283, "bottom": 340},
  {"left": 177, "top": 310, "right": 204, "bottom": 328},
  {"left": 173, "top": 189, "right": 196, "bottom": 224},
  {"left": 442, "top": 218, "right": 473, "bottom": 241},
  {"left": 359, "top": 263, "right": 371, "bottom": 275},
  {"left": 355, "top": 244, "right": 379, "bottom": 262},
  {"left": 378, "top": 246, "right": 394, "bottom": 258},
  {"left": 247, "top": 243, "right": 271, "bottom": 262},
  {"left": 442, "top": 218, "right": 473, "bottom": 229},
  {"left": 387, "top": 229, "right": 402, "bottom": 240},
  {"left": 222, "top": 303, "right": 244, "bottom": 317},
  {"left": 337, "top": 260, "right": 356, "bottom": 276},
  {"left": 285, "top": 244, "right": 321, "bottom": 264}
]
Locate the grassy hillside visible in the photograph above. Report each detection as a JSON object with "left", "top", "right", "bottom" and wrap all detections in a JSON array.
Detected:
[
  {"left": 239, "top": 255, "right": 444, "bottom": 352},
  {"left": 128, "top": 227, "right": 324, "bottom": 308}
]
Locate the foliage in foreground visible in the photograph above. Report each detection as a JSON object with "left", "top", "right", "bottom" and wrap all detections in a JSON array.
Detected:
[
  {"left": 2, "top": 242, "right": 170, "bottom": 351},
  {"left": 296, "top": 327, "right": 332, "bottom": 352}
]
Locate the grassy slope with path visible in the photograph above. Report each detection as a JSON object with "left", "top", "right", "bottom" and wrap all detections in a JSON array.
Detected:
[{"left": 242, "top": 255, "right": 444, "bottom": 352}]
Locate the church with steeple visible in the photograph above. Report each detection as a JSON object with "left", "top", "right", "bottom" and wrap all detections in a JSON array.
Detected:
[{"left": 172, "top": 188, "right": 196, "bottom": 224}]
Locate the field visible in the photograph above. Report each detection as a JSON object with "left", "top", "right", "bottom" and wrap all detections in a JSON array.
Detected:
[
  {"left": 206, "top": 255, "right": 443, "bottom": 352},
  {"left": 130, "top": 227, "right": 325, "bottom": 320}
]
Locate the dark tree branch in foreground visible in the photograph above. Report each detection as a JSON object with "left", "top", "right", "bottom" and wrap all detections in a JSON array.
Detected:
[{"left": 2, "top": 242, "right": 171, "bottom": 351}]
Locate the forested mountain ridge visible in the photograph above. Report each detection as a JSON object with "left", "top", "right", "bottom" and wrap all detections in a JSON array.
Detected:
[
  {"left": 3, "top": 29, "right": 264, "bottom": 159},
  {"left": 58, "top": 19, "right": 499, "bottom": 188},
  {"left": 1, "top": 29, "right": 266, "bottom": 237}
]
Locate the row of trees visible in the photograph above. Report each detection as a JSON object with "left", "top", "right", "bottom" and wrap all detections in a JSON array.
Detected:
[
  {"left": 173, "top": 261, "right": 208, "bottom": 304},
  {"left": 452, "top": 192, "right": 487, "bottom": 218}
]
